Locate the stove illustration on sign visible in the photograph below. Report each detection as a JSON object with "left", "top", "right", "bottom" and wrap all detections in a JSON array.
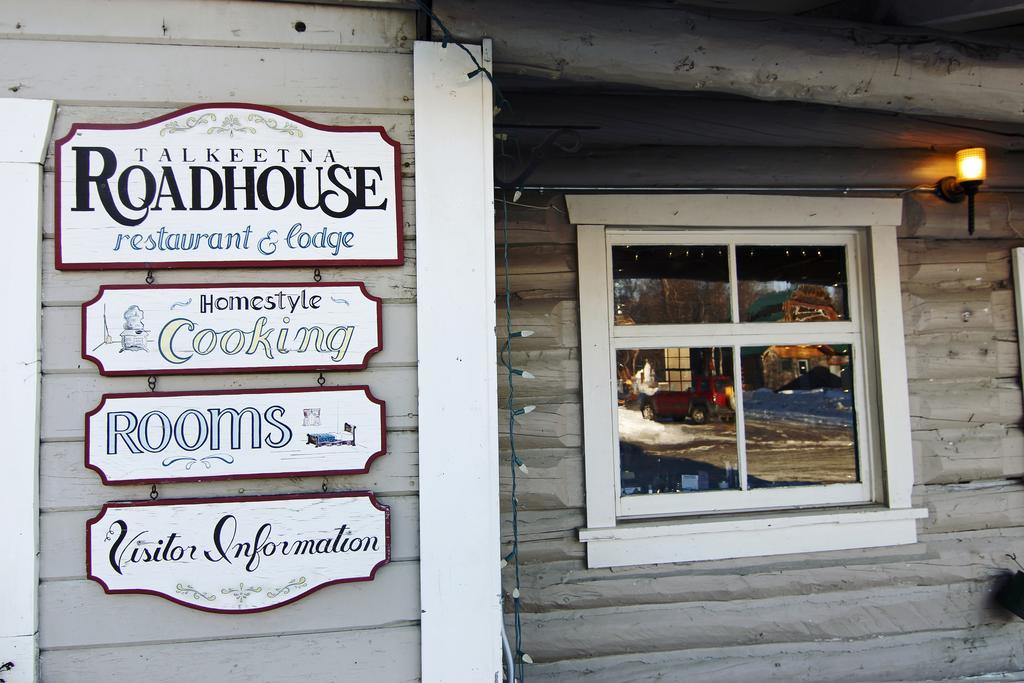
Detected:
[{"left": 120, "top": 305, "right": 150, "bottom": 352}]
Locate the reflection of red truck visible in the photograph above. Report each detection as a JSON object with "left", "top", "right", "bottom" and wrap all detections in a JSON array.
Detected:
[{"left": 641, "top": 375, "right": 736, "bottom": 424}]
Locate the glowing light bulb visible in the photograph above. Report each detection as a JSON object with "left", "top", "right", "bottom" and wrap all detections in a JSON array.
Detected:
[{"left": 956, "top": 148, "right": 986, "bottom": 183}]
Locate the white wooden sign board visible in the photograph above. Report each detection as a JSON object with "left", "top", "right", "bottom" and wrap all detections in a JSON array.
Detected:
[
  {"left": 86, "top": 386, "right": 386, "bottom": 484},
  {"left": 56, "top": 104, "right": 403, "bottom": 269},
  {"left": 87, "top": 492, "right": 390, "bottom": 613},
  {"left": 82, "top": 283, "right": 382, "bottom": 375}
]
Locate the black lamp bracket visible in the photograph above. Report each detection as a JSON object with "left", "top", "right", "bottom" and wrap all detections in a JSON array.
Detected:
[{"left": 936, "top": 176, "right": 966, "bottom": 203}]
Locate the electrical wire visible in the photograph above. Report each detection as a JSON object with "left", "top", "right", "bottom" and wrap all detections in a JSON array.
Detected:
[
  {"left": 501, "top": 188, "right": 526, "bottom": 681},
  {"left": 413, "top": 0, "right": 511, "bottom": 112}
]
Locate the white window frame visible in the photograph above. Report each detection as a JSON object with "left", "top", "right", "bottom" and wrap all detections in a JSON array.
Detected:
[{"left": 569, "top": 195, "right": 927, "bottom": 568}]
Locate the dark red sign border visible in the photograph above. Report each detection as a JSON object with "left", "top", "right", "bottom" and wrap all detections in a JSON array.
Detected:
[
  {"left": 54, "top": 103, "right": 404, "bottom": 271},
  {"left": 81, "top": 282, "right": 383, "bottom": 376},
  {"left": 85, "top": 385, "right": 387, "bottom": 485},
  {"left": 86, "top": 491, "right": 391, "bottom": 614}
]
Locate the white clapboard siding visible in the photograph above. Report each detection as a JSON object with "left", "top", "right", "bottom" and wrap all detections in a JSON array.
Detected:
[
  {"left": 41, "top": 624, "right": 420, "bottom": 683},
  {"left": 40, "top": 368, "right": 420, "bottom": 440},
  {"left": 1, "top": 40, "right": 414, "bottom": 111},
  {"left": 2, "top": 0, "right": 416, "bottom": 52},
  {"left": 41, "top": 302, "right": 417, "bottom": 369},
  {"left": 39, "top": 560, "right": 419, "bottom": 649},
  {"left": 42, "top": 240, "right": 418, "bottom": 305},
  {"left": 15, "top": 0, "right": 421, "bottom": 672},
  {"left": 40, "top": 430, "right": 420, "bottom": 510},
  {"left": 40, "top": 173, "right": 418, "bottom": 238},
  {"left": 524, "top": 624, "right": 1024, "bottom": 682},
  {"left": 40, "top": 494, "right": 418, "bottom": 580}
]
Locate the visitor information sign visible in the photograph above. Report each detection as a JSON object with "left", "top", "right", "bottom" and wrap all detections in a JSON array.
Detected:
[
  {"left": 56, "top": 104, "right": 403, "bottom": 269},
  {"left": 87, "top": 492, "right": 390, "bottom": 613}
]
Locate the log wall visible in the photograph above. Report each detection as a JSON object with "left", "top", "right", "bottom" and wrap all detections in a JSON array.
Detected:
[
  {"left": 5, "top": 1, "right": 421, "bottom": 680},
  {"left": 497, "top": 189, "right": 1024, "bottom": 680}
]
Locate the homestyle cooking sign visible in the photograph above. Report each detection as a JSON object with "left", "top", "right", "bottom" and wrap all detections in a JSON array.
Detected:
[
  {"left": 87, "top": 492, "right": 390, "bottom": 613},
  {"left": 82, "top": 283, "right": 382, "bottom": 374},
  {"left": 55, "top": 104, "right": 403, "bottom": 269}
]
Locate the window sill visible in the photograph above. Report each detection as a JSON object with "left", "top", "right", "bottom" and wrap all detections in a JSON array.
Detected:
[{"left": 578, "top": 506, "right": 929, "bottom": 568}]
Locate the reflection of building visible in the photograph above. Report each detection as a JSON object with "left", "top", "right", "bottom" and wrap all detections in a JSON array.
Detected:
[
  {"left": 662, "top": 347, "right": 691, "bottom": 391},
  {"left": 760, "top": 344, "right": 849, "bottom": 390},
  {"left": 783, "top": 285, "right": 840, "bottom": 322},
  {"left": 747, "top": 284, "right": 841, "bottom": 323}
]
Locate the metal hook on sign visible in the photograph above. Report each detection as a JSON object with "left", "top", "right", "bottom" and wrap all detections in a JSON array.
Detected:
[
  {"left": 150, "top": 484, "right": 159, "bottom": 500},
  {"left": 322, "top": 477, "right": 329, "bottom": 493},
  {"left": 317, "top": 372, "right": 326, "bottom": 387},
  {"left": 313, "top": 268, "right": 322, "bottom": 283},
  {"left": 148, "top": 375, "right": 157, "bottom": 392},
  {"left": 146, "top": 270, "right": 155, "bottom": 285},
  {"left": 1008, "top": 553, "right": 1024, "bottom": 572}
]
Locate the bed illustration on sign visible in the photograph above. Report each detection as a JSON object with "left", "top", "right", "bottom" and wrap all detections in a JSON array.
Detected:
[{"left": 85, "top": 386, "right": 386, "bottom": 484}]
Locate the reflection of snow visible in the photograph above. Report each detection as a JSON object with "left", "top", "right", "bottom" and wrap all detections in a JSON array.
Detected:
[
  {"left": 618, "top": 407, "right": 734, "bottom": 445},
  {"left": 743, "top": 388, "right": 853, "bottom": 427}
]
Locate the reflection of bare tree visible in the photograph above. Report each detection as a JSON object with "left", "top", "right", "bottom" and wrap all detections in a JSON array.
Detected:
[{"left": 616, "top": 277, "right": 729, "bottom": 325}]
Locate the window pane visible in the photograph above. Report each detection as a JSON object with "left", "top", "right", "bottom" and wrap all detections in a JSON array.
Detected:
[
  {"left": 741, "top": 344, "right": 858, "bottom": 489},
  {"left": 737, "top": 246, "right": 848, "bottom": 323},
  {"left": 617, "top": 347, "right": 738, "bottom": 496},
  {"left": 612, "top": 245, "right": 730, "bottom": 325}
]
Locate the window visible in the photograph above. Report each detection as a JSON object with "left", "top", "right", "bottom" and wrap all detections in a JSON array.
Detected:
[{"left": 570, "top": 195, "right": 926, "bottom": 568}]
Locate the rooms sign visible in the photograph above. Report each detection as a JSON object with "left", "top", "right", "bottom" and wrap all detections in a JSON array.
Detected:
[
  {"left": 55, "top": 104, "right": 403, "bottom": 269},
  {"left": 86, "top": 386, "right": 386, "bottom": 484},
  {"left": 82, "top": 283, "right": 382, "bottom": 375},
  {"left": 87, "top": 492, "right": 390, "bottom": 613}
]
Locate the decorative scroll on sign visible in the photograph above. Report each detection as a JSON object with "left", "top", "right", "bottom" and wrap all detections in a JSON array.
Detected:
[
  {"left": 82, "top": 283, "right": 382, "bottom": 375},
  {"left": 87, "top": 492, "right": 390, "bottom": 613},
  {"left": 55, "top": 104, "right": 403, "bottom": 269},
  {"left": 85, "top": 386, "right": 386, "bottom": 484}
]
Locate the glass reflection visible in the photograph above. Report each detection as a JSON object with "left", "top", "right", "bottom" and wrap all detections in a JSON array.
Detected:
[
  {"left": 741, "top": 344, "right": 858, "bottom": 489},
  {"left": 612, "top": 245, "right": 730, "bottom": 325},
  {"left": 617, "top": 347, "right": 738, "bottom": 496},
  {"left": 737, "top": 246, "right": 848, "bottom": 323}
]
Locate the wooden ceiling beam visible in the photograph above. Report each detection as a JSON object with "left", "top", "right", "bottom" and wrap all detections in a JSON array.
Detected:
[
  {"left": 434, "top": 0, "right": 1024, "bottom": 124},
  {"left": 884, "top": 1, "right": 1024, "bottom": 32}
]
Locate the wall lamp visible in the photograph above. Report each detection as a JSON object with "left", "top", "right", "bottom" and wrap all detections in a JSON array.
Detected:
[{"left": 935, "top": 147, "right": 987, "bottom": 235}]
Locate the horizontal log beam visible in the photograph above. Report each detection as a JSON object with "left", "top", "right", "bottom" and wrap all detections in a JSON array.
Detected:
[
  {"left": 436, "top": 0, "right": 1024, "bottom": 123},
  {"left": 492, "top": 145, "right": 1024, "bottom": 189}
]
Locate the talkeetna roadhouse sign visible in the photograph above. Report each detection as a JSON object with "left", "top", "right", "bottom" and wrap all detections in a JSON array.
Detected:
[
  {"left": 87, "top": 492, "right": 390, "bottom": 613},
  {"left": 86, "top": 387, "right": 386, "bottom": 484},
  {"left": 82, "top": 283, "right": 382, "bottom": 375},
  {"left": 55, "top": 104, "right": 403, "bottom": 269}
]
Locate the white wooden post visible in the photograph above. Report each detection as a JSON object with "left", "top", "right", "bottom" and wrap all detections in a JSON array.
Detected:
[
  {"left": 1013, "top": 249, "right": 1024, "bottom": 400},
  {"left": 0, "top": 97, "right": 55, "bottom": 683},
  {"left": 414, "top": 40, "right": 501, "bottom": 681}
]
